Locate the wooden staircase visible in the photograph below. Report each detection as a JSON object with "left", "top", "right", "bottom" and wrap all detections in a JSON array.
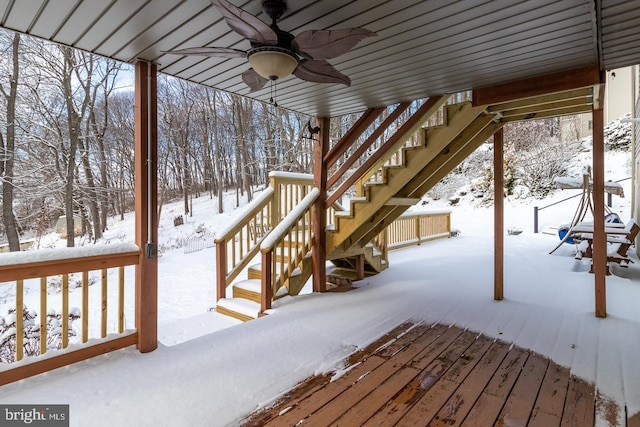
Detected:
[
  {"left": 214, "top": 94, "right": 504, "bottom": 321},
  {"left": 328, "top": 101, "right": 503, "bottom": 252}
]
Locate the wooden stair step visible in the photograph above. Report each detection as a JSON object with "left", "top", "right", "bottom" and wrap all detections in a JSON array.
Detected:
[
  {"left": 250, "top": 262, "right": 304, "bottom": 277},
  {"left": 216, "top": 297, "right": 260, "bottom": 322},
  {"left": 327, "top": 267, "right": 360, "bottom": 281},
  {"left": 233, "top": 279, "right": 261, "bottom": 303}
]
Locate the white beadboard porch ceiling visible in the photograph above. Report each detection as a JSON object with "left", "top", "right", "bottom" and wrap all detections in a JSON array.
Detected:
[{"left": 0, "top": 0, "right": 639, "bottom": 117}]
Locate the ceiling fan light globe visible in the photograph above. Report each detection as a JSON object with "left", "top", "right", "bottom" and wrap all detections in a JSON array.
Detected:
[{"left": 248, "top": 50, "right": 297, "bottom": 80}]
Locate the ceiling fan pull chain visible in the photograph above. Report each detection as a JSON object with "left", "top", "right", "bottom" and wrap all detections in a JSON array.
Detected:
[{"left": 269, "top": 79, "right": 278, "bottom": 107}]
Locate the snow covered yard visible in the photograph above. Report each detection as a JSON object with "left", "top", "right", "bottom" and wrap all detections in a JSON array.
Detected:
[
  {"left": 0, "top": 149, "right": 638, "bottom": 426},
  {"left": 1, "top": 214, "right": 640, "bottom": 426}
]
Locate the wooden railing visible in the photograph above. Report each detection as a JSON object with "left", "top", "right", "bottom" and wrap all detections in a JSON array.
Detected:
[
  {"left": 259, "top": 188, "right": 319, "bottom": 312},
  {"left": 0, "top": 243, "right": 139, "bottom": 385},
  {"left": 371, "top": 211, "right": 451, "bottom": 263},
  {"left": 215, "top": 187, "right": 275, "bottom": 299},
  {"left": 324, "top": 94, "right": 474, "bottom": 208},
  {"left": 215, "top": 173, "right": 320, "bottom": 300},
  {"left": 357, "top": 93, "right": 473, "bottom": 193}
]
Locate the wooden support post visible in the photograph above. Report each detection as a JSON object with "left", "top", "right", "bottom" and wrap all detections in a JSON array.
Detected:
[
  {"left": 261, "top": 251, "right": 273, "bottom": 313},
  {"left": 355, "top": 254, "right": 365, "bottom": 281},
  {"left": 593, "top": 103, "right": 607, "bottom": 317},
  {"left": 215, "top": 240, "right": 227, "bottom": 301},
  {"left": 134, "top": 60, "right": 158, "bottom": 352},
  {"left": 494, "top": 129, "right": 504, "bottom": 301},
  {"left": 312, "top": 117, "right": 330, "bottom": 292}
]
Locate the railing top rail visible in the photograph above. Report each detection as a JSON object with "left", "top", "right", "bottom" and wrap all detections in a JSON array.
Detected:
[
  {"left": 214, "top": 187, "right": 274, "bottom": 243},
  {"left": 0, "top": 242, "right": 140, "bottom": 267},
  {"left": 268, "top": 171, "right": 314, "bottom": 184},
  {"left": 397, "top": 210, "right": 452, "bottom": 218},
  {"left": 261, "top": 188, "right": 320, "bottom": 253},
  {"left": 0, "top": 243, "right": 140, "bottom": 283}
]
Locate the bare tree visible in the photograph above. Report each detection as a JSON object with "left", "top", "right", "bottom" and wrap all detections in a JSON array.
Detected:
[{"left": 0, "top": 32, "right": 21, "bottom": 251}]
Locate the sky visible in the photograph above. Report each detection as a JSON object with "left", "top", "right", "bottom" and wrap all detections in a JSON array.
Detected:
[{"left": 0, "top": 150, "right": 638, "bottom": 427}]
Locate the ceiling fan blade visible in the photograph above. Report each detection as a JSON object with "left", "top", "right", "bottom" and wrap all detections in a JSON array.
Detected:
[
  {"left": 211, "top": 0, "right": 277, "bottom": 45},
  {"left": 164, "top": 46, "right": 246, "bottom": 58},
  {"left": 293, "top": 60, "right": 351, "bottom": 86},
  {"left": 293, "top": 28, "right": 377, "bottom": 60},
  {"left": 242, "top": 68, "right": 269, "bottom": 92}
]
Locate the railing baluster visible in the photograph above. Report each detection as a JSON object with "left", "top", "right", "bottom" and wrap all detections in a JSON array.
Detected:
[
  {"left": 383, "top": 212, "right": 451, "bottom": 250},
  {"left": 16, "top": 279, "right": 24, "bottom": 362},
  {"left": 279, "top": 240, "right": 285, "bottom": 292},
  {"left": 101, "top": 269, "right": 108, "bottom": 338},
  {"left": 82, "top": 271, "right": 89, "bottom": 343},
  {"left": 260, "top": 250, "right": 273, "bottom": 313},
  {"left": 0, "top": 246, "right": 139, "bottom": 376},
  {"left": 118, "top": 266, "right": 125, "bottom": 333},
  {"left": 40, "top": 277, "right": 47, "bottom": 356},
  {"left": 62, "top": 274, "right": 69, "bottom": 349}
]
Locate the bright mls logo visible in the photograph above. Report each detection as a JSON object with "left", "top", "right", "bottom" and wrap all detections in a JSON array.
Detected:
[{"left": 0, "top": 405, "right": 68, "bottom": 426}]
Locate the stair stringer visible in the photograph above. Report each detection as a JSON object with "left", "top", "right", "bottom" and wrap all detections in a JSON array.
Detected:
[
  {"left": 356, "top": 118, "right": 505, "bottom": 245},
  {"left": 328, "top": 103, "right": 492, "bottom": 251}
]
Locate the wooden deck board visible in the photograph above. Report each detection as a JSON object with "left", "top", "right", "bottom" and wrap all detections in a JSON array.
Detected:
[
  {"left": 462, "top": 348, "right": 529, "bottom": 426},
  {"left": 365, "top": 334, "right": 494, "bottom": 427},
  {"left": 496, "top": 354, "right": 549, "bottom": 426},
  {"left": 528, "top": 362, "right": 571, "bottom": 427},
  {"left": 560, "top": 375, "right": 595, "bottom": 426},
  {"left": 342, "top": 329, "right": 478, "bottom": 426},
  {"left": 428, "top": 340, "right": 511, "bottom": 427},
  {"left": 302, "top": 326, "right": 462, "bottom": 426},
  {"left": 242, "top": 323, "right": 620, "bottom": 427},
  {"left": 628, "top": 409, "right": 640, "bottom": 427}
]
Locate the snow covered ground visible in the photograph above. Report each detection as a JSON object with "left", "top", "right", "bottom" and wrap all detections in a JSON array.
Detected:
[{"left": 0, "top": 151, "right": 638, "bottom": 426}]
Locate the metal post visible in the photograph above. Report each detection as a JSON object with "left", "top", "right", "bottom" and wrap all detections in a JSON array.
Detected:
[{"left": 534, "top": 206, "right": 539, "bottom": 233}]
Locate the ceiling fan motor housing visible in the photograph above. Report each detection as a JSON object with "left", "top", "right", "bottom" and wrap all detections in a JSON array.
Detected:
[{"left": 262, "top": 0, "right": 287, "bottom": 22}]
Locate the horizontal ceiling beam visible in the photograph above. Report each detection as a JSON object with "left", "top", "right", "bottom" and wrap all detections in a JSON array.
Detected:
[
  {"left": 486, "top": 87, "right": 593, "bottom": 113},
  {"left": 497, "top": 98, "right": 594, "bottom": 118},
  {"left": 499, "top": 105, "right": 594, "bottom": 122},
  {"left": 472, "top": 65, "right": 602, "bottom": 106}
]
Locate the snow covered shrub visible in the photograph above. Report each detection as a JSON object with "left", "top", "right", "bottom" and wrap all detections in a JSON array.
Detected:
[
  {"left": 428, "top": 143, "right": 493, "bottom": 201},
  {"left": 47, "top": 273, "right": 97, "bottom": 293},
  {"left": 427, "top": 173, "right": 468, "bottom": 200},
  {"left": 604, "top": 113, "right": 632, "bottom": 150},
  {"left": 504, "top": 119, "right": 582, "bottom": 199},
  {"left": 0, "top": 306, "right": 79, "bottom": 363}
]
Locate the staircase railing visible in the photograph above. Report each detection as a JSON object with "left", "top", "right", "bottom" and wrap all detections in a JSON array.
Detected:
[
  {"left": 214, "top": 173, "right": 338, "bottom": 300},
  {"left": 356, "top": 92, "right": 473, "bottom": 192},
  {"left": 259, "top": 188, "right": 319, "bottom": 312},
  {"left": 215, "top": 187, "right": 275, "bottom": 299}
]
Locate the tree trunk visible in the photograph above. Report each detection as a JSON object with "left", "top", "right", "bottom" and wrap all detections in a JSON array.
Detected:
[
  {"left": 78, "top": 136, "right": 102, "bottom": 241},
  {"left": 62, "top": 47, "right": 81, "bottom": 247},
  {"left": 1, "top": 33, "right": 21, "bottom": 251}
]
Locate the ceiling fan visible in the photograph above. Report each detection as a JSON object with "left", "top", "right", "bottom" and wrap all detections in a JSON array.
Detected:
[{"left": 165, "top": 0, "right": 377, "bottom": 92}]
